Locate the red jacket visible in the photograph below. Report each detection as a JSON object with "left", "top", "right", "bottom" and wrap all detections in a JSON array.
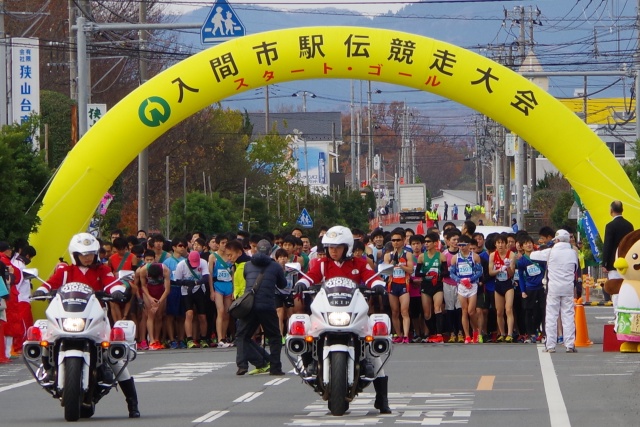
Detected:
[
  {"left": 42, "top": 263, "right": 123, "bottom": 294},
  {"left": 298, "top": 256, "right": 384, "bottom": 288}
]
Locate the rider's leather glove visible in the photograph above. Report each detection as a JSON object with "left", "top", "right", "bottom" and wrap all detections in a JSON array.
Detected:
[
  {"left": 373, "top": 284, "right": 386, "bottom": 295},
  {"left": 293, "top": 281, "right": 307, "bottom": 295},
  {"left": 32, "top": 289, "right": 47, "bottom": 298},
  {"left": 110, "top": 290, "right": 128, "bottom": 303}
]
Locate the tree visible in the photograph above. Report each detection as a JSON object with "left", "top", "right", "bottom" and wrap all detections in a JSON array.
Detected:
[
  {"left": 0, "top": 119, "right": 52, "bottom": 243},
  {"left": 165, "top": 191, "right": 239, "bottom": 236},
  {"left": 40, "top": 90, "right": 74, "bottom": 168}
]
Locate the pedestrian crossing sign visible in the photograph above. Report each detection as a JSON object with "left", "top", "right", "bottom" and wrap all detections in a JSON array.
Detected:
[
  {"left": 297, "top": 208, "right": 314, "bottom": 228},
  {"left": 201, "top": 0, "right": 246, "bottom": 45}
]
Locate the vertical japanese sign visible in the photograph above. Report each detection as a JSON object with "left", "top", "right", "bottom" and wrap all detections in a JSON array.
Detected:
[
  {"left": 87, "top": 103, "right": 108, "bottom": 129},
  {"left": 11, "top": 37, "right": 40, "bottom": 149}
]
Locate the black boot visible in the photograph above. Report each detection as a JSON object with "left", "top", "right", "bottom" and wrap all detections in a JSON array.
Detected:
[
  {"left": 373, "top": 376, "right": 391, "bottom": 414},
  {"left": 119, "top": 378, "right": 140, "bottom": 418}
]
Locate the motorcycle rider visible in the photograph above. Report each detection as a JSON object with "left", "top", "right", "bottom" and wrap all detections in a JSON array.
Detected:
[
  {"left": 294, "top": 226, "right": 392, "bottom": 414},
  {"left": 33, "top": 232, "right": 141, "bottom": 418}
]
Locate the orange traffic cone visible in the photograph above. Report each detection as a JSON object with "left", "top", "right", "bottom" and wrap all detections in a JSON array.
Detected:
[{"left": 574, "top": 298, "right": 593, "bottom": 347}]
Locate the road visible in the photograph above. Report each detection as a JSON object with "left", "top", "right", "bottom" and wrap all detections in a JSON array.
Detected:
[{"left": 0, "top": 307, "right": 636, "bottom": 426}]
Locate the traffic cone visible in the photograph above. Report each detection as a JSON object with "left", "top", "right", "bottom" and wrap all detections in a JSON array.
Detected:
[
  {"left": 574, "top": 298, "right": 592, "bottom": 347},
  {"left": 416, "top": 221, "right": 425, "bottom": 235}
]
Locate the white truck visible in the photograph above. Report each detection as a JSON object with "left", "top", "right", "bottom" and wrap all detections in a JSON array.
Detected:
[{"left": 397, "top": 183, "right": 427, "bottom": 224}]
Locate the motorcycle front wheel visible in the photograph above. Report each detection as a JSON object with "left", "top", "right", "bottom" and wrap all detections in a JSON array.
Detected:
[
  {"left": 63, "top": 358, "right": 83, "bottom": 422},
  {"left": 329, "top": 352, "right": 349, "bottom": 416}
]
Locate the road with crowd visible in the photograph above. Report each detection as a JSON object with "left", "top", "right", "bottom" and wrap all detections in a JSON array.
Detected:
[{"left": 0, "top": 307, "right": 636, "bottom": 427}]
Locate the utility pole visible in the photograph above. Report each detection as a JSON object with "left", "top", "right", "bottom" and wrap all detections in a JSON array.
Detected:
[
  {"left": 367, "top": 81, "right": 373, "bottom": 186},
  {"left": 68, "top": 0, "right": 77, "bottom": 102},
  {"left": 0, "top": 0, "right": 7, "bottom": 127},
  {"left": 138, "top": 0, "right": 149, "bottom": 232},
  {"left": 636, "top": 0, "right": 640, "bottom": 142},
  {"left": 350, "top": 80, "right": 355, "bottom": 187},
  {"left": 265, "top": 86, "right": 270, "bottom": 132}
]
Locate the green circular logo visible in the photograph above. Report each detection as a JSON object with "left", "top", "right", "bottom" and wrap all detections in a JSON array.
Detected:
[{"left": 138, "top": 96, "right": 171, "bottom": 127}]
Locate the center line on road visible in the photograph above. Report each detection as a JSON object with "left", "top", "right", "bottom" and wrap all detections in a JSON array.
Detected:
[
  {"left": 476, "top": 376, "right": 495, "bottom": 391},
  {"left": 192, "top": 410, "right": 229, "bottom": 423},
  {"left": 233, "top": 391, "right": 263, "bottom": 402},
  {"left": 538, "top": 346, "right": 571, "bottom": 427}
]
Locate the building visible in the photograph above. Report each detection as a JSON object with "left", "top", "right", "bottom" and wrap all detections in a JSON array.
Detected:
[{"left": 248, "top": 112, "right": 344, "bottom": 195}]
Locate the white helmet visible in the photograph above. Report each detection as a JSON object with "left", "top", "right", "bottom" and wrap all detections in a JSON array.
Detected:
[
  {"left": 68, "top": 232, "right": 100, "bottom": 265},
  {"left": 322, "top": 226, "right": 354, "bottom": 258}
]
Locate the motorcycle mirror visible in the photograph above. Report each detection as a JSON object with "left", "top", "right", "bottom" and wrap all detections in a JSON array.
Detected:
[
  {"left": 377, "top": 263, "right": 394, "bottom": 276},
  {"left": 365, "top": 263, "right": 394, "bottom": 285},
  {"left": 118, "top": 270, "right": 135, "bottom": 280},
  {"left": 285, "top": 262, "right": 302, "bottom": 272},
  {"left": 23, "top": 268, "right": 39, "bottom": 280}
]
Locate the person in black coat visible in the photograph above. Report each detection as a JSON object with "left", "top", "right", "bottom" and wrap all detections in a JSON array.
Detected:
[
  {"left": 235, "top": 239, "right": 287, "bottom": 375},
  {"left": 602, "top": 200, "right": 634, "bottom": 300}
]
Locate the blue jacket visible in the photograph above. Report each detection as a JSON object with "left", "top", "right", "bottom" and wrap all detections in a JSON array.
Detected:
[
  {"left": 243, "top": 252, "right": 287, "bottom": 311},
  {"left": 516, "top": 255, "right": 546, "bottom": 292}
]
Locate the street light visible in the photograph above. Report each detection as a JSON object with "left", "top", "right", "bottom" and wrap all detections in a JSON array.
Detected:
[{"left": 292, "top": 91, "right": 316, "bottom": 112}]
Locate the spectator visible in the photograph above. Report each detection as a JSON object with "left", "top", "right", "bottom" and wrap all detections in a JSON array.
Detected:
[
  {"left": 235, "top": 240, "right": 287, "bottom": 375},
  {"left": 511, "top": 218, "right": 519, "bottom": 233},
  {"left": 602, "top": 200, "right": 634, "bottom": 301}
]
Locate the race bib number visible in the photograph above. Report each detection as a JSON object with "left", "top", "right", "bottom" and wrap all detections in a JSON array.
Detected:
[
  {"left": 526, "top": 264, "right": 541, "bottom": 276},
  {"left": 497, "top": 271, "right": 508, "bottom": 281},
  {"left": 216, "top": 269, "right": 231, "bottom": 281},
  {"left": 458, "top": 262, "right": 472, "bottom": 276},
  {"left": 392, "top": 267, "right": 405, "bottom": 279}
]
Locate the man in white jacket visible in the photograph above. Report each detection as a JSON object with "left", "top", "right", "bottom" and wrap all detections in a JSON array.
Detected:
[{"left": 530, "top": 229, "right": 579, "bottom": 353}]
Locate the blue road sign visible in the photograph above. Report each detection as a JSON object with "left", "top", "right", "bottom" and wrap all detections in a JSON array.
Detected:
[
  {"left": 201, "top": 0, "right": 246, "bottom": 44},
  {"left": 297, "top": 208, "right": 314, "bottom": 229}
]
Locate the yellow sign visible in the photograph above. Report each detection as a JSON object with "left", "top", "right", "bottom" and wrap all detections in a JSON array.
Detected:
[{"left": 29, "top": 27, "right": 640, "bottom": 276}]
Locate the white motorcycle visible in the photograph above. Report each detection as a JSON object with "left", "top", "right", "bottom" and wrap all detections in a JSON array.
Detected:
[
  {"left": 284, "top": 263, "right": 393, "bottom": 416},
  {"left": 22, "top": 269, "right": 137, "bottom": 422}
]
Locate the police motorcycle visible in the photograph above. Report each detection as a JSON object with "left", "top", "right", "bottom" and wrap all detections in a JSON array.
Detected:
[
  {"left": 284, "top": 262, "right": 394, "bottom": 416},
  {"left": 22, "top": 269, "right": 137, "bottom": 422}
]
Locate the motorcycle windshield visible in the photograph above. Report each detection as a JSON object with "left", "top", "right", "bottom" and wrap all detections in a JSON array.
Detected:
[
  {"left": 323, "top": 277, "right": 357, "bottom": 307},
  {"left": 58, "top": 282, "right": 94, "bottom": 313}
]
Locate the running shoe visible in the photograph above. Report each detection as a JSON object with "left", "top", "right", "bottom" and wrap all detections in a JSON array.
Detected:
[
  {"left": 392, "top": 336, "right": 404, "bottom": 344},
  {"left": 138, "top": 340, "right": 149, "bottom": 350},
  {"left": 464, "top": 336, "right": 472, "bottom": 344},
  {"left": 557, "top": 336, "right": 564, "bottom": 344},
  {"left": 457, "top": 332, "right": 464, "bottom": 343},
  {"left": 149, "top": 341, "right": 163, "bottom": 350},
  {"left": 170, "top": 340, "right": 179, "bottom": 349},
  {"left": 178, "top": 340, "right": 187, "bottom": 349},
  {"left": 162, "top": 340, "right": 170, "bottom": 349},
  {"left": 472, "top": 331, "right": 479, "bottom": 343},
  {"left": 217, "top": 340, "right": 232, "bottom": 349},
  {"left": 200, "top": 340, "right": 209, "bottom": 348},
  {"left": 236, "top": 367, "right": 248, "bottom": 376},
  {"left": 412, "top": 336, "right": 423, "bottom": 343},
  {"left": 531, "top": 335, "right": 537, "bottom": 344},
  {"left": 524, "top": 336, "right": 532, "bottom": 344},
  {"left": 566, "top": 347, "right": 578, "bottom": 353},
  {"left": 248, "top": 364, "right": 270, "bottom": 375},
  {"left": 477, "top": 333, "right": 484, "bottom": 344},
  {"left": 496, "top": 335, "right": 505, "bottom": 343},
  {"left": 433, "top": 334, "right": 444, "bottom": 343},
  {"left": 447, "top": 334, "right": 457, "bottom": 343},
  {"left": 186, "top": 339, "right": 199, "bottom": 349},
  {"left": 542, "top": 347, "right": 556, "bottom": 353},
  {"left": 505, "top": 335, "right": 514, "bottom": 343},
  {"left": 402, "top": 336, "right": 410, "bottom": 344}
]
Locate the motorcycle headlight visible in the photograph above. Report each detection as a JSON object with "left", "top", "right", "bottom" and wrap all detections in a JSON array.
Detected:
[
  {"left": 328, "top": 312, "right": 351, "bottom": 326},
  {"left": 62, "top": 318, "right": 86, "bottom": 332}
]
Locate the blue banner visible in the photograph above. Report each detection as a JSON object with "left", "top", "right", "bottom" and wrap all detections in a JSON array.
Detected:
[{"left": 581, "top": 211, "right": 601, "bottom": 264}]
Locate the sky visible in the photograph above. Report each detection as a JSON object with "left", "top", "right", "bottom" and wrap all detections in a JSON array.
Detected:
[{"left": 165, "top": 0, "right": 409, "bottom": 15}]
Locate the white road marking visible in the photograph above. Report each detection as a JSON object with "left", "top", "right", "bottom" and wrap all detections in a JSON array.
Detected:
[
  {"left": 135, "top": 362, "right": 232, "bottom": 383},
  {"left": 233, "top": 391, "right": 263, "bottom": 402},
  {"left": 538, "top": 346, "right": 571, "bottom": 427},
  {"left": 594, "top": 316, "right": 614, "bottom": 320},
  {"left": 265, "top": 377, "right": 289, "bottom": 386},
  {"left": 0, "top": 379, "right": 35, "bottom": 393},
  {"left": 192, "top": 410, "right": 229, "bottom": 423}
]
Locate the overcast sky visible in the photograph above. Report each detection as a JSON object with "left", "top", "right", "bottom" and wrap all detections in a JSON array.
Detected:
[{"left": 166, "top": 0, "right": 409, "bottom": 15}]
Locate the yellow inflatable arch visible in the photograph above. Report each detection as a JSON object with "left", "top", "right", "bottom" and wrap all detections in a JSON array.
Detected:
[{"left": 30, "top": 27, "right": 640, "bottom": 274}]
